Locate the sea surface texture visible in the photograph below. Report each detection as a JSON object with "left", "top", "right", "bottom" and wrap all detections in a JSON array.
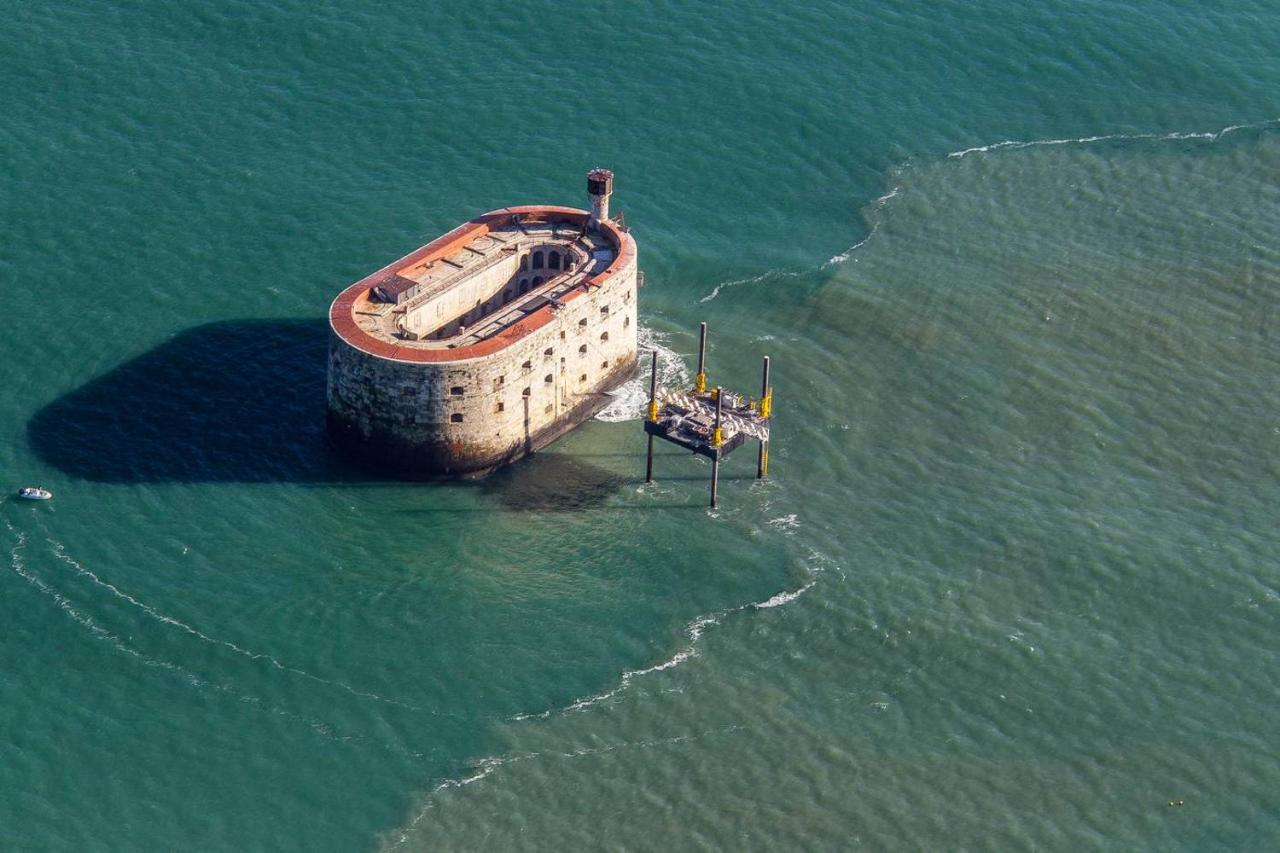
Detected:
[{"left": 2, "top": 1, "right": 1278, "bottom": 849}]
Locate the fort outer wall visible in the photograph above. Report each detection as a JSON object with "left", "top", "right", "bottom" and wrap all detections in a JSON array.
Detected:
[{"left": 326, "top": 206, "right": 638, "bottom": 478}]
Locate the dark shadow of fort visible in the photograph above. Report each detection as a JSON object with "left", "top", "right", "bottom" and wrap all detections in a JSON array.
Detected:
[
  {"left": 27, "top": 319, "right": 682, "bottom": 511},
  {"left": 29, "top": 319, "right": 346, "bottom": 484}
]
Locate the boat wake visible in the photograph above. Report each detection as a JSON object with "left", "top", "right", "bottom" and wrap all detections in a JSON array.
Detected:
[
  {"left": 1, "top": 519, "right": 407, "bottom": 749},
  {"left": 43, "top": 538, "right": 449, "bottom": 717}
]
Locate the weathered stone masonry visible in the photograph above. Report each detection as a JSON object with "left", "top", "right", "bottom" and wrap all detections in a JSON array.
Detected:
[{"left": 327, "top": 173, "right": 638, "bottom": 477}]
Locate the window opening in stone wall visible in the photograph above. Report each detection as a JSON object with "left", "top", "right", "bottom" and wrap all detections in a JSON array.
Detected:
[
  {"left": 601, "top": 360, "right": 608, "bottom": 369},
  {"left": 601, "top": 305, "right": 609, "bottom": 315},
  {"left": 520, "top": 256, "right": 529, "bottom": 270},
  {"left": 549, "top": 253, "right": 560, "bottom": 270},
  {"left": 544, "top": 404, "right": 553, "bottom": 414},
  {"left": 522, "top": 387, "right": 531, "bottom": 397},
  {"left": 450, "top": 413, "right": 464, "bottom": 423},
  {"left": 624, "top": 316, "right": 630, "bottom": 327},
  {"left": 520, "top": 281, "right": 529, "bottom": 294},
  {"left": 579, "top": 318, "right": 588, "bottom": 326},
  {"left": 600, "top": 331, "right": 609, "bottom": 341},
  {"left": 496, "top": 402, "right": 505, "bottom": 413},
  {"left": 579, "top": 344, "right": 587, "bottom": 354},
  {"left": 544, "top": 347, "right": 554, "bottom": 357},
  {"left": 544, "top": 374, "right": 553, "bottom": 383},
  {"left": 450, "top": 386, "right": 464, "bottom": 395},
  {"left": 522, "top": 359, "right": 532, "bottom": 370},
  {"left": 533, "top": 276, "right": 543, "bottom": 287},
  {"left": 533, "top": 251, "right": 544, "bottom": 269},
  {"left": 579, "top": 373, "right": 587, "bottom": 382}
]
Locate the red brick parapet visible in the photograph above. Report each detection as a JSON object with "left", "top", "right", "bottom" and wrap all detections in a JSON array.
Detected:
[{"left": 329, "top": 206, "right": 637, "bottom": 364}]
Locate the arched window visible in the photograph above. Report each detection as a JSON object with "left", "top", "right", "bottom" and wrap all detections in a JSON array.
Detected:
[
  {"left": 532, "top": 251, "right": 544, "bottom": 269},
  {"left": 520, "top": 256, "right": 529, "bottom": 270},
  {"left": 544, "top": 374, "right": 553, "bottom": 383},
  {"left": 520, "top": 280, "right": 529, "bottom": 294},
  {"left": 578, "top": 344, "right": 587, "bottom": 354},
  {"left": 549, "top": 253, "right": 560, "bottom": 270},
  {"left": 600, "top": 331, "right": 609, "bottom": 342},
  {"left": 532, "top": 276, "right": 543, "bottom": 287}
]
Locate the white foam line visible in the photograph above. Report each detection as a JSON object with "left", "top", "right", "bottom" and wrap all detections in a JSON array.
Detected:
[
  {"left": 45, "top": 537, "right": 465, "bottom": 719},
  {"left": 946, "top": 117, "right": 1278, "bottom": 159},
  {"left": 387, "top": 544, "right": 835, "bottom": 847},
  {"left": 825, "top": 184, "right": 901, "bottom": 266},
  {"left": 510, "top": 547, "right": 837, "bottom": 722},
  {"left": 698, "top": 268, "right": 800, "bottom": 304},
  {"left": 511, "top": 612, "right": 720, "bottom": 722},
  {"left": 388, "top": 725, "right": 745, "bottom": 848}
]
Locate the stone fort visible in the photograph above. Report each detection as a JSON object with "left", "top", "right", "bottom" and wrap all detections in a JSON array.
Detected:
[{"left": 327, "top": 170, "right": 639, "bottom": 476}]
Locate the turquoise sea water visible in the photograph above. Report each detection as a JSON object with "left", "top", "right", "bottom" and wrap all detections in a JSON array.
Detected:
[{"left": 2, "top": 1, "right": 1278, "bottom": 849}]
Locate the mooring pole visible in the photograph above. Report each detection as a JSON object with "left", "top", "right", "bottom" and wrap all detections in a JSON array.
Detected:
[
  {"left": 710, "top": 385, "right": 724, "bottom": 508},
  {"left": 757, "top": 355, "right": 771, "bottom": 479},
  {"left": 645, "top": 349, "right": 659, "bottom": 483},
  {"left": 695, "top": 321, "right": 708, "bottom": 393}
]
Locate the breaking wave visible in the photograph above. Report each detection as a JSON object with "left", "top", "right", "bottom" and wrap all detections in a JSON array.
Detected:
[{"left": 595, "top": 325, "right": 691, "bottom": 422}]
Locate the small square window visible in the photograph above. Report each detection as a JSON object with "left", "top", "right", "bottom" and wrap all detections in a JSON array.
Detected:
[
  {"left": 579, "top": 373, "right": 587, "bottom": 382},
  {"left": 601, "top": 360, "right": 608, "bottom": 369},
  {"left": 450, "top": 386, "right": 464, "bottom": 396},
  {"left": 496, "top": 402, "right": 505, "bottom": 413},
  {"left": 450, "top": 413, "right": 464, "bottom": 423}
]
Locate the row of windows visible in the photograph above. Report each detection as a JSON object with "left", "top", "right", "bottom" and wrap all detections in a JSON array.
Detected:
[{"left": 444, "top": 358, "right": 624, "bottom": 422}]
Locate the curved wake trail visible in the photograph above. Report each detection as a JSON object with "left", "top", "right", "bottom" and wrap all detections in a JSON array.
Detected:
[
  {"left": 2, "top": 520, "right": 418, "bottom": 755},
  {"left": 43, "top": 537, "right": 466, "bottom": 719}
]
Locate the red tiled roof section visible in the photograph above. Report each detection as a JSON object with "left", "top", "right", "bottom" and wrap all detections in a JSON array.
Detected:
[{"left": 329, "top": 206, "right": 636, "bottom": 364}]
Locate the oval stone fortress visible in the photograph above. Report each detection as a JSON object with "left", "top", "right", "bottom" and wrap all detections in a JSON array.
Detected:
[{"left": 327, "top": 170, "right": 639, "bottom": 476}]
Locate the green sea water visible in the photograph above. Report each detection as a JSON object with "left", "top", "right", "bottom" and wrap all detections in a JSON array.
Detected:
[{"left": 2, "top": 1, "right": 1278, "bottom": 849}]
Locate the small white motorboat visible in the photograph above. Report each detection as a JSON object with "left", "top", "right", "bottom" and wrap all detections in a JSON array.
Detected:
[{"left": 17, "top": 487, "right": 52, "bottom": 501}]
